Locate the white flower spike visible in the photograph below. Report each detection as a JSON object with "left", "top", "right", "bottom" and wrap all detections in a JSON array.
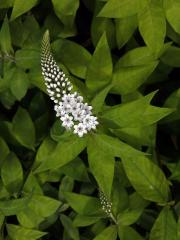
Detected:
[{"left": 41, "top": 30, "right": 99, "bottom": 137}]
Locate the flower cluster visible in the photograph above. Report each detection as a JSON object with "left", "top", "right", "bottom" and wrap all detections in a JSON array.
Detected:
[
  {"left": 99, "top": 190, "right": 112, "bottom": 216},
  {"left": 41, "top": 30, "right": 98, "bottom": 137}
]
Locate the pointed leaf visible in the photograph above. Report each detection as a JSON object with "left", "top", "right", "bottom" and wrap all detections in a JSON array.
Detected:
[
  {"left": 7, "top": 224, "right": 47, "bottom": 240},
  {"left": 150, "top": 207, "right": 177, "bottom": 240},
  {"left": 86, "top": 33, "right": 112, "bottom": 92},
  {"left": 11, "top": 0, "right": 38, "bottom": 20},
  {"left": 60, "top": 214, "right": 79, "bottom": 240},
  {"left": 138, "top": 0, "right": 166, "bottom": 56},
  {"left": 1, "top": 152, "right": 23, "bottom": 194},
  {"left": 98, "top": 0, "right": 147, "bottom": 18},
  {"left": 12, "top": 107, "right": 35, "bottom": 150},
  {"left": 34, "top": 135, "right": 87, "bottom": 173},
  {"left": 93, "top": 225, "right": 117, "bottom": 240}
]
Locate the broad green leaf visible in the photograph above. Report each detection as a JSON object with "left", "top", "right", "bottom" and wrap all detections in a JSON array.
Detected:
[
  {"left": 23, "top": 174, "right": 43, "bottom": 195},
  {"left": 0, "top": 215, "right": 4, "bottom": 229},
  {"left": 11, "top": 0, "right": 38, "bottom": 21},
  {"left": 91, "top": 17, "right": 116, "bottom": 49},
  {"left": 7, "top": 224, "right": 47, "bottom": 240},
  {"left": 98, "top": 0, "right": 147, "bottom": 18},
  {"left": 118, "top": 225, "right": 143, "bottom": 240},
  {"left": 112, "top": 62, "right": 158, "bottom": 95},
  {"left": 87, "top": 135, "right": 115, "bottom": 198},
  {"left": 93, "top": 225, "right": 117, "bottom": 240},
  {"left": 12, "top": 107, "right": 35, "bottom": 150},
  {"left": 89, "top": 134, "right": 145, "bottom": 160},
  {"left": 86, "top": 33, "right": 112, "bottom": 92},
  {"left": 111, "top": 180, "right": 129, "bottom": 217},
  {"left": 117, "top": 193, "right": 148, "bottom": 226},
  {"left": 0, "top": 16, "right": 13, "bottom": 53},
  {"left": 59, "top": 176, "right": 74, "bottom": 200},
  {"left": 60, "top": 158, "right": 89, "bottom": 182},
  {"left": 63, "top": 192, "right": 103, "bottom": 216},
  {"left": 0, "top": 137, "right": 9, "bottom": 167},
  {"left": 121, "top": 154, "right": 170, "bottom": 203},
  {"left": 34, "top": 137, "right": 56, "bottom": 168},
  {"left": 101, "top": 92, "right": 173, "bottom": 128},
  {"left": 91, "top": 84, "right": 112, "bottom": 114},
  {"left": 161, "top": 46, "right": 180, "bottom": 67},
  {"left": 163, "top": 88, "right": 180, "bottom": 122},
  {"left": 149, "top": 207, "right": 177, "bottom": 240},
  {"left": 17, "top": 195, "right": 60, "bottom": 228},
  {"left": 52, "top": 39, "right": 91, "bottom": 79},
  {"left": 73, "top": 215, "right": 100, "bottom": 227},
  {"left": 60, "top": 214, "right": 79, "bottom": 240},
  {"left": 10, "top": 68, "right": 29, "bottom": 100},
  {"left": 138, "top": 0, "right": 166, "bottom": 56},
  {"left": 111, "top": 125, "right": 156, "bottom": 147},
  {"left": 15, "top": 47, "right": 40, "bottom": 70},
  {"left": 164, "top": 0, "right": 180, "bottom": 34},
  {"left": 0, "top": 0, "right": 13, "bottom": 8},
  {"left": 115, "top": 46, "right": 156, "bottom": 67},
  {"left": 28, "top": 195, "right": 61, "bottom": 218},
  {"left": 52, "top": 0, "right": 79, "bottom": 28},
  {"left": 0, "top": 196, "right": 31, "bottom": 216},
  {"left": 1, "top": 152, "right": 23, "bottom": 194},
  {"left": 34, "top": 135, "right": 87, "bottom": 172},
  {"left": 115, "top": 15, "right": 137, "bottom": 49}
]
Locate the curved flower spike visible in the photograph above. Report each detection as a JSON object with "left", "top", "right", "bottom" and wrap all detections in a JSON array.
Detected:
[{"left": 41, "top": 30, "right": 98, "bottom": 137}]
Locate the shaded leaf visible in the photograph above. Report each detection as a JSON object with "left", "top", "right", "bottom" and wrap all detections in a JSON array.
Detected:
[
  {"left": 1, "top": 152, "right": 23, "bottom": 194},
  {"left": 60, "top": 214, "right": 79, "bottom": 240},
  {"left": 12, "top": 107, "right": 35, "bottom": 150}
]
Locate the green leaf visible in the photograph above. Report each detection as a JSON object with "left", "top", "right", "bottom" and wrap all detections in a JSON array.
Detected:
[
  {"left": 10, "top": 68, "right": 29, "bottom": 100},
  {"left": 7, "top": 224, "right": 47, "bottom": 240},
  {"left": 87, "top": 134, "right": 115, "bottom": 198},
  {"left": 0, "top": 15, "right": 13, "bottom": 54},
  {"left": 73, "top": 215, "right": 100, "bottom": 227},
  {"left": 161, "top": 46, "right": 180, "bottom": 67},
  {"left": 0, "top": 137, "right": 9, "bottom": 167},
  {"left": 17, "top": 195, "right": 60, "bottom": 228},
  {"left": 121, "top": 154, "right": 170, "bottom": 203},
  {"left": 11, "top": 0, "right": 38, "bottom": 21},
  {"left": 163, "top": 88, "right": 180, "bottom": 122},
  {"left": 1, "top": 152, "right": 23, "bottom": 194},
  {"left": 52, "top": 39, "right": 91, "bottom": 79},
  {"left": 115, "top": 15, "right": 137, "bottom": 49},
  {"left": 51, "top": 0, "right": 79, "bottom": 28},
  {"left": 101, "top": 92, "right": 173, "bottom": 128},
  {"left": 91, "top": 17, "right": 116, "bottom": 49},
  {"left": 164, "top": 0, "right": 180, "bottom": 34},
  {"left": 60, "top": 214, "right": 79, "bottom": 240},
  {"left": 12, "top": 107, "right": 36, "bottom": 150},
  {"left": 117, "top": 193, "right": 148, "bottom": 226},
  {"left": 63, "top": 192, "right": 102, "bottom": 216},
  {"left": 91, "top": 84, "right": 112, "bottom": 114},
  {"left": 93, "top": 225, "right": 117, "bottom": 240},
  {"left": 15, "top": 47, "right": 40, "bottom": 70},
  {"left": 0, "top": 0, "right": 13, "bottom": 8},
  {"left": 0, "top": 196, "right": 31, "bottom": 216},
  {"left": 98, "top": 0, "right": 148, "bottom": 18},
  {"left": 86, "top": 33, "right": 112, "bottom": 92},
  {"left": 118, "top": 225, "right": 143, "bottom": 240},
  {"left": 112, "top": 62, "right": 158, "bottom": 95},
  {"left": 34, "top": 135, "right": 87, "bottom": 173},
  {"left": 138, "top": 0, "right": 166, "bottom": 56},
  {"left": 115, "top": 46, "right": 157, "bottom": 67},
  {"left": 149, "top": 207, "right": 177, "bottom": 240}
]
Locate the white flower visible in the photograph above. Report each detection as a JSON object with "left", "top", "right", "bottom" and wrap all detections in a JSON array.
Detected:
[
  {"left": 61, "top": 114, "right": 74, "bottom": 129},
  {"left": 74, "top": 123, "right": 87, "bottom": 137}
]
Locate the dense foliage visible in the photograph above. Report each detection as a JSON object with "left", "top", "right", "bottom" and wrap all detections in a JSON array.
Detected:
[{"left": 0, "top": 0, "right": 180, "bottom": 239}]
